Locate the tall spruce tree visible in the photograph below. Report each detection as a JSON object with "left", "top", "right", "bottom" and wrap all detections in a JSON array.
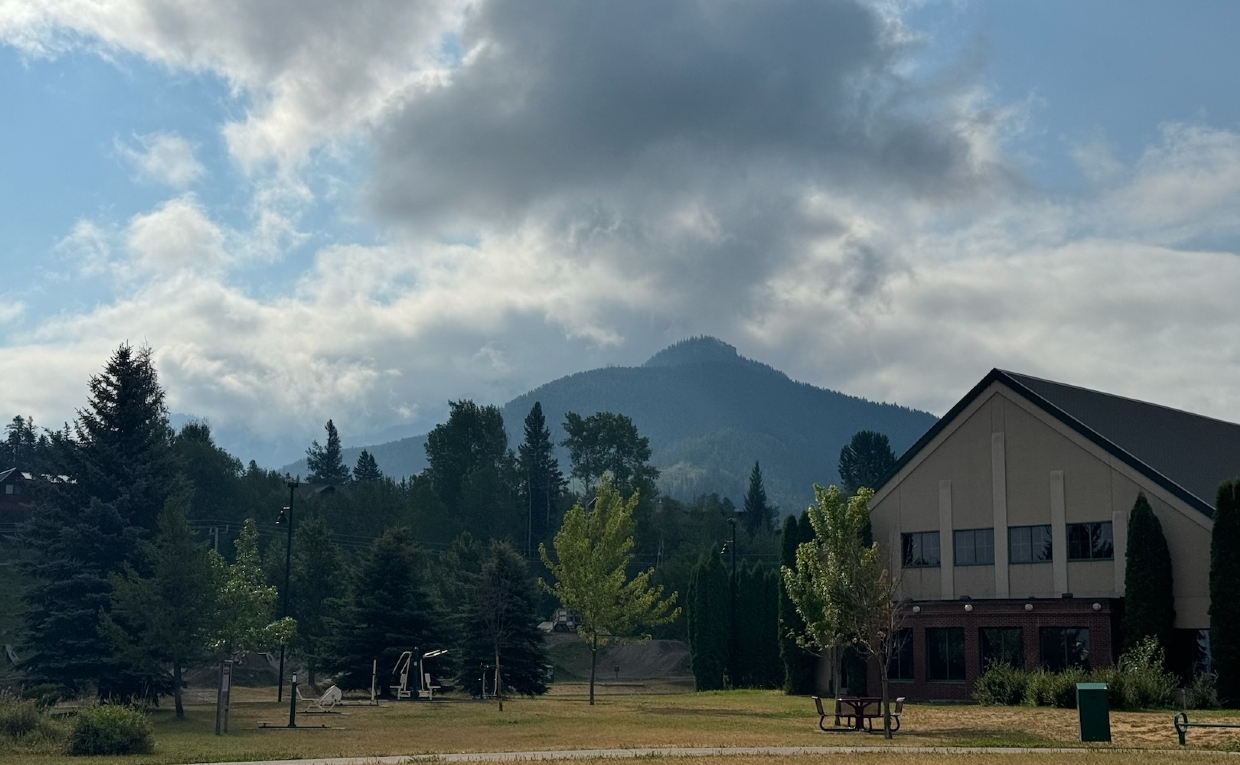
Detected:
[
  {"left": 287, "top": 517, "right": 347, "bottom": 683},
  {"left": 687, "top": 553, "right": 729, "bottom": 690},
  {"left": 458, "top": 541, "right": 549, "bottom": 705},
  {"left": 1123, "top": 493, "right": 1176, "bottom": 653},
  {"left": 1211, "top": 480, "right": 1240, "bottom": 705},
  {"left": 518, "top": 402, "right": 564, "bottom": 556},
  {"left": 21, "top": 343, "right": 183, "bottom": 699},
  {"left": 306, "top": 420, "right": 350, "bottom": 484},
  {"left": 353, "top": 449, "right": 383, "bottom": 482},
  {"left": 837, "top": 431, "right": 896, "bottom": 496},
  {"left": 742, "top": 461, "right": 775, "bottom": 537},
  {"left": 778, "top": 513, "right": 817, "bottom": 694},
  {"left": 323, "top": 527, "right": 442, "bottom": 693}
]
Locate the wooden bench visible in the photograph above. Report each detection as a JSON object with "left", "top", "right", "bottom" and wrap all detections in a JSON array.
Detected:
[
  {"left": 1174, "top": 712, "right": 1240, "bottom": 745},
  {"left": 812, "top": 696, "right": 904, "bottom": 732}
]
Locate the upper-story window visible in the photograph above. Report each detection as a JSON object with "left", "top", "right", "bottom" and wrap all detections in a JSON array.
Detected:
[
  {"left": 1067, "top": 521, "right": 1113, "bottom": 561},
  {"left": 902, "top": 531, "right": 941, "bottom": 568},
  {"left": 1009, "top": 524, "right": 1053, "bottom": 563},
  {"left": 954, "top": 528, "right": 994, "bottom": 565}
]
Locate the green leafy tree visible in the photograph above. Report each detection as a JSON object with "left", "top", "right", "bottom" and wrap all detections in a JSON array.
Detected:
[
  {"left": 212, "top": 519, "right": 296, "bottom": 660},
  {"left": 104, "top": 500, "right": 219, "bottom": 717},
  {"left": 1212, "top": 480, "right": 1240, "bottom": 705},
  {"left": 426, "top": 401, "right": 510, "bottom": 510},
  {"left": 778, "top": 513, "right": 817, "bottom": 694},
  {"left": 306, "top": 420, "right": 351, "bottom": 485},
  {"left": 783, "top": 486, "right": 903, "bottom": 738},
  {"left": 1123, "top": 493, "right": 1176, "bottom": 654},
  {"left": 174, "top": 421, "right": 245, "bottom": 524},
  {"left": 687, "top": 553, "right": 728, "bottom": 690},
  {"left": 518, "top": 402, "right": 565, "bottom": 556},
  {"left": 324, "top": 528, "right": 441, "bottom": 693},
  {"left": 742, "top": 461, "right": 776, "bottom": 537},
  {"left": 459, "top": 541, "right": 549, "bottom": 707},
  {"left": 21, "top": 343, "right": 183, "bottom": 699},
  {"left": 561, "top": 411, "right": 659, "bottom": 498},
  {"left": 353, "top": 449, "right": 383, "bottom": 482},
  {"left": 837, "top": 431, "right": 897, "bottom": 496},
  {"left": 539, "top": 477, "right": 680, "bottom": 705}
]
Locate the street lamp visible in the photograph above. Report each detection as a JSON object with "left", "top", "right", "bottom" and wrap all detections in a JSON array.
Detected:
[
  {"left": 722, "top": 517, "right": 737, "bottom": 686},
  {"left": 275, "top": 476, "right": 299, "bottom": 702}
]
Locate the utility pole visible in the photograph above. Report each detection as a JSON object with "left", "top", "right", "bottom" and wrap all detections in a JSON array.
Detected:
[
  {"left": 276, "top": 476, "right": 299, "bottom": 702},
  {"left": 724, "top": 517, "right": 738, "bottom": 687}
]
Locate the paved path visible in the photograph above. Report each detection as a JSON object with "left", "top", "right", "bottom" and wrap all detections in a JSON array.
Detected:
[{"left": 188, "top": 744, "right": 1238, "bottom": 765}]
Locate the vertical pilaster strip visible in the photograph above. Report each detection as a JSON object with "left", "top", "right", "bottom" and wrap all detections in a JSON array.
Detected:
[
  {"left": 1113, "top": 507, "right": 1128, "bottom": 595},
  {"left": 939, "top": 479, "right": 954, "bottom": 600},
  {"left": 992, "top": 432, "right": 1009, "bottom": 598},
  {"left": 1050, "top": 470, "right": 1068, "bottom": 596}
]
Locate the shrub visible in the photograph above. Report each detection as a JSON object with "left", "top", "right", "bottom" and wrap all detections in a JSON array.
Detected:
[
  {"left": 973, "top": 661, "right": 1027, "bottom": 705},
  {"left": 0, "top": 693, "right": 41, "bottom": 738},
  {"left": 66, "top": 705, "right": 153, "bottom": 756},
  {"left": 1112, "top": 637, "right": 1178, "bottom": 709},
  {"left": 1186, "top": 672, "right": 1221, "bottom": 710}
]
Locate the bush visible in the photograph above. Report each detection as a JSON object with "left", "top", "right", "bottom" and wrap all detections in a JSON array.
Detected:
[
  {"left": 1186, "top": 672, "right": 1221, "bottom": 710},
  {"left": 1020, "top": 667, "right": 1084, "bottom": 708},
  {"left": 973, "top": 661, "right": 1027, "bottom": 705},
  {"left": 1112, "top": 637, "right": 1178, "bottom": 709},
  {"left": 0, "top": 693, "right": 41, "bottom": 738},
  {"left": 66, "top": 705, "right": 153, "bottom": 756}
]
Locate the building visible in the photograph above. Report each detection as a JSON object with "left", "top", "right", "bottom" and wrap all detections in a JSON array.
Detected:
[
  {"left": 866, "top": 369, "right": 1240, "bottom": 700},
  {"left": 0, "top": 467, "right": 33, "bottom": 522}
]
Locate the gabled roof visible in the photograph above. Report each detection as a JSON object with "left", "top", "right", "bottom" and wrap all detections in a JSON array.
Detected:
[{"left": 876, "top": 369, "right": 1240, "bottom": 518}]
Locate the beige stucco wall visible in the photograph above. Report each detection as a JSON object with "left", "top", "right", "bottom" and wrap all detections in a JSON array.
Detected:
[{"left": 870, "top": 382, "right": 1212, "bottom": 629}]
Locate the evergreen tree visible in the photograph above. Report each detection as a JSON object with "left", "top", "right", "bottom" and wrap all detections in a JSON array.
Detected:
[
  {"left": 742, "top": 461, "right": 775, "bottom": 537},
  {"left": 104, "top": 501, "right": 219, "bottom": 717},
  {"left": 21, "top": 343, "right": 183, "bottom": 699},
  {"left": 778, "top": 514, "right": 817, "bottom": 694},
  {"left": 306, "top": 420, "right": 351, "bottom": 485},
  {"left": 353, "top": 449, "right": 383, "bottom": 482},
  {"left": 687, "top": 553, "right": 728, "bottom": 690},
  {"left": 837, "top": 431, "right": 897, "bottom": 495},
  {"left": 324, "top": 527, "right": 442, "bottom": 693},
  {"left": 425, "top": 401, "right": 520, "bottom": 540},
  {"left": 458, "top": 541, "right": 549, "bottom": 705},
  {"left": 539, "top": 477, "right": 679, "bottom": 705},
  {"left": 1212, "top": 480, "right": 1240, "bottom": 705},
  {"left": 518, "top": 402, "right": 565, "bottom": 556},
  {"left": 174, "top": 421, "right": 245, "bottom": 524},
  {"left": 1123, "top": 493, "right": 1176, "bottom": 653},
  {"left": 288, "top": 517, "right": 347, "bottom": 682},
  {"left": 2, "top": 415, "right": 49, "bottom": 471}
]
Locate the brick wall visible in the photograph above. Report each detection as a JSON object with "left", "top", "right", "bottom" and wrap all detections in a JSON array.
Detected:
[{"left": 867, "top": 598, "right": 1119, "bottom": 701}]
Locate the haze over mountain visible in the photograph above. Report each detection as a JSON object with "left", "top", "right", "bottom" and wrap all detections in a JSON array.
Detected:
[{"left": 282, "top": 337, "right": 936, "bottom": 514}]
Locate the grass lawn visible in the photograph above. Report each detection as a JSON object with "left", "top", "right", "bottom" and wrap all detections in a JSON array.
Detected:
[{"left": 2, "top": 687, "right": 1236, "bottom": 765}]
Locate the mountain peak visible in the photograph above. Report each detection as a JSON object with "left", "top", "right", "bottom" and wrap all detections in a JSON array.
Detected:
[{"left": 643, "top": 336, "right": 741, "bottom": 368}]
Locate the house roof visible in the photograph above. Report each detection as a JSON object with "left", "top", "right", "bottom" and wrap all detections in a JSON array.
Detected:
[{"left": 876, "top": 369, "right": 1240, "bottom": 518}]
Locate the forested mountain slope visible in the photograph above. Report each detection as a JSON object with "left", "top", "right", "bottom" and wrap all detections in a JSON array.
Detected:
[{"left": 283, "top": 337, "right": 937, "bottom": 514}]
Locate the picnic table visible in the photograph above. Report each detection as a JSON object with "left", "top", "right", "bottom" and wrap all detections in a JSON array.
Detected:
[{"left": 813, "top": 695, "right": 904, "bottom": 732}]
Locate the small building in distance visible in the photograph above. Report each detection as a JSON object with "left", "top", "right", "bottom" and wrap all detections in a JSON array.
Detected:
[
  {"left": 0, "top": 468, "right": 34, "bottom": 524},
  {"left": 867, "top": 369, "right": 1240, "bottom": 701}
]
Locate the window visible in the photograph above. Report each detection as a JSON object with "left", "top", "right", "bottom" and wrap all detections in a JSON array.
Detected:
[
  {"left": 890, "top": 629, "right": 914, "bottom": 681},
  {"left": 980, "top": 628, "right": 1024, "bottom": 671},
  {"left": 1040, "top": 627, "right": 1090, "bottom": 671},
  {"left": 926, "top": 627, "right": 966, "bottom": 682},
  {"left": 1009, "top": 525, "right": 1053, "bottom": 563},
  {"left": 3, "top": 484, "right": 12, "bottom": 495},
  {"left": 902, "top": 531, "right": 941, "bottom": 568},
  {"left": 954, "top": 528, "right": 995, "bottom": 566},
  {"left": 1067, "top": 522, "right": 1113, "bottom": 561}
]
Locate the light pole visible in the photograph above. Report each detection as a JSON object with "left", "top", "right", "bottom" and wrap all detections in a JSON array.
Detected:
[
  {"left": 722, "top": 517, "right": 737, "bottom": 687},
  {"left": 275, "top": 476, "right": 298, "bottom": 702}
]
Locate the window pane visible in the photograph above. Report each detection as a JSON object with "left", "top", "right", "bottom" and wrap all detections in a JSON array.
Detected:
[
  {"left": 1040, "top": 627, "right": 1091, "bottom": 671},
  {"left": 1092, "top": 522, "right": 1113, "bottom": 559},
  {"left": 980, "top": 628, "right": 1024, "bottom": 671},
  {"left": 1068, "top": 524, "right": 1089, "bottom": 560},
  {"left": 1033, "top": 525, "right": 1053, "bottom": 562},
  {"left": 976, "top": 529, "right": 994, "bottom": 565},
  {"left": 955, "top": 530, "right": 974, "bottom": 565},
  {"left": 926, "top": 628, "right": 966, "bottom": 681},
  {"left": 891, "top": 629, "right": 914, "bottom": 681},
  {"left": 1010, "top": 526, "right": 1031, "bottom": 563},
  {"left": 923, "top": 533, "right": 940, "bottom": 566}
]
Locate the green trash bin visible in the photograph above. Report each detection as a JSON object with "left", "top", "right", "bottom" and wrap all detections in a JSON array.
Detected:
[{"left": 1076, "top": 682, "right": 1111, "bottom": 742}]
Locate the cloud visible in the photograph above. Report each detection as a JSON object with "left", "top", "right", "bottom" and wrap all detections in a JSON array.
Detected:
[
  {"left": 115, "top": 131, "right": 205, "bottom": 187},
  {"left": 125, "top": 195, "right": 228, "bottom": 273},
  {"left": 0, "top": 300, "right": 24, "bottom": 324}
]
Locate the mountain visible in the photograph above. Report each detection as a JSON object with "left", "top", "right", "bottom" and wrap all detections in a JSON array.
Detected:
[{"left": 281, "top": 337, "right": 937, "bottom": 514}]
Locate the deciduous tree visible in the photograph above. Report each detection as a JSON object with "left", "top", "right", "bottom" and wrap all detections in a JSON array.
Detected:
[
  {"left": 561, "top": 412, "right": 659, "bottom": 498},
  {"left": 539, "top": 478, "right": 679, "bottom": 705}
]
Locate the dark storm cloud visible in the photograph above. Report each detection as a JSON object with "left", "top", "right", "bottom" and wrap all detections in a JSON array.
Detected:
[{"left": 369, "top": 0, "right": 999, "bottom": 227}]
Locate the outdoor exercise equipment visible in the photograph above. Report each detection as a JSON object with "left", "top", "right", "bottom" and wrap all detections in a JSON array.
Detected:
[{"left": 391, "top": 648, "right": 448, "bottom": 700}]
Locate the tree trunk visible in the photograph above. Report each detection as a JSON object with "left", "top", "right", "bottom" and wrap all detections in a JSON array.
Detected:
[
  {"left": 174, "top": 661, "right": 184, "bottom": 720},
  {"left": 589, "top": 636, "right": 598, "bottom": 706},
  {"left": 495, "top": 649, "right": 503, "bottom": 711},
  {"left": 880, "top": 664, "right": 892, "bottom": 740}
]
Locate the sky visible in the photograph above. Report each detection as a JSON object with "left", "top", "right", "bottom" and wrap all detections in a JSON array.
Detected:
[{"left": 3, "top": 0, "right": 1240, "bottom": 467}]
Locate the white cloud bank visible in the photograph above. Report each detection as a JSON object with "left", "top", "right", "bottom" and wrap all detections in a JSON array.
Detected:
[
  {"left": 3, "top": 0, "right": 1240, "bottom": 465},
  {"left": 115, "top": 132, "right": 205, "bottom": 188}
]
